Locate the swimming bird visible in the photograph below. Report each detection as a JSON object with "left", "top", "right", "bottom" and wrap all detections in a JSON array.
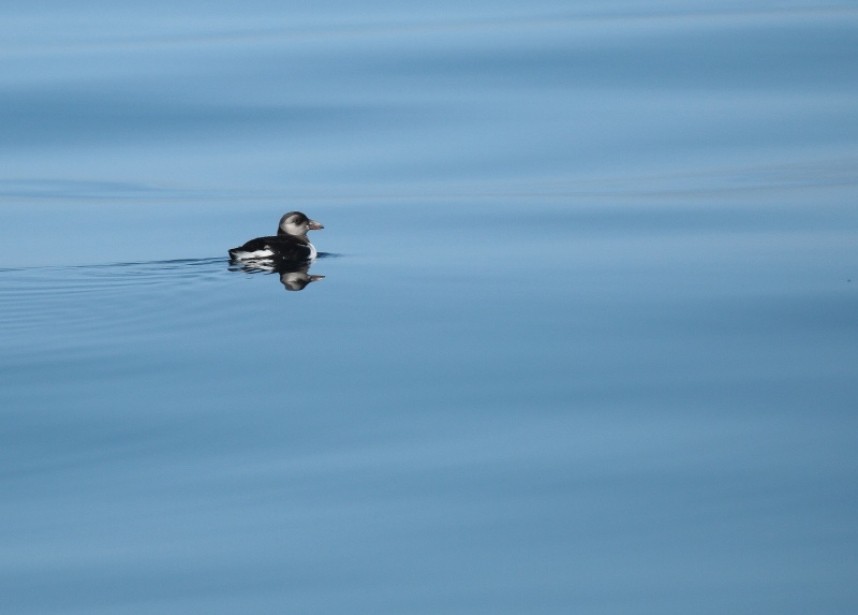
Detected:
[{"left": 228, "top": 211, "right": 323, "bottom": 263}]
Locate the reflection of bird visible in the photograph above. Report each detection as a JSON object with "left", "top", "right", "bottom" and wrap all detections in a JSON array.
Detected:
[
  {"left": 229, "top": 260, "right": 325, "bottom": 292},
  {"left": 228, "top": 211, "right": 323, "bottom": 263},
  {"left": 279, "top": 266, "right": 325, "bottom": 292}
]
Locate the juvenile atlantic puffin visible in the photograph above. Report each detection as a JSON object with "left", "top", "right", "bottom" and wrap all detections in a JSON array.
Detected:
[{"left": 228, "top": 211, "right": 323, "bottom": 263}]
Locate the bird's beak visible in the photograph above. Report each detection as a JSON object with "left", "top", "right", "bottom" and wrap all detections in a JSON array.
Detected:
[{"left": 308, "top": 220, "right": 324, "bottom": 230}]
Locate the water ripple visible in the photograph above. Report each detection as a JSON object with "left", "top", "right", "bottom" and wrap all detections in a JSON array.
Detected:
[{"left": 0, "top": 257, "right": 235, "bottom": 359}]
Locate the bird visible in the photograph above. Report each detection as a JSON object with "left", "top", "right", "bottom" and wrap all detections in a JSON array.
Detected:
[{"left": 228, "top": 211, "right": 323, "bottom": 263}]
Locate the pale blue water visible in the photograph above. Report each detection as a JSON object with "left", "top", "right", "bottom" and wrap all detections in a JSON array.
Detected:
[{"left": 2, "top": 2, "right": 858, "bottom": 613}]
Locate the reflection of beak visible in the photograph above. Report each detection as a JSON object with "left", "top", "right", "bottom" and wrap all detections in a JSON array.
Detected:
[
  {"left": 279, "top": 272, "right": 325, "bottom": 291},
  {"left": 308, "top": 220, "right": 324, "bottom": 230}
]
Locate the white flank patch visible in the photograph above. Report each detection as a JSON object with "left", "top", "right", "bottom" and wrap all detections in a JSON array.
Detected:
[
  {"left": 308, "top": 243, "right": 317, "bottom": 260},
  {"left": 232, "top": 248, "right": 274, "bottom": 260}
]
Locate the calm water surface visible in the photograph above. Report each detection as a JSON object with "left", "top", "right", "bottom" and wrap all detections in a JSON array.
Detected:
[{"left": 2, "top": 2, "right": 858, "bottom": 613}]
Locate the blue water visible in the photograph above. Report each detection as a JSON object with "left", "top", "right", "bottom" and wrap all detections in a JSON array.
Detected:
[{"left": 2, "top": 2, "right": 858, "bottom": 613}]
